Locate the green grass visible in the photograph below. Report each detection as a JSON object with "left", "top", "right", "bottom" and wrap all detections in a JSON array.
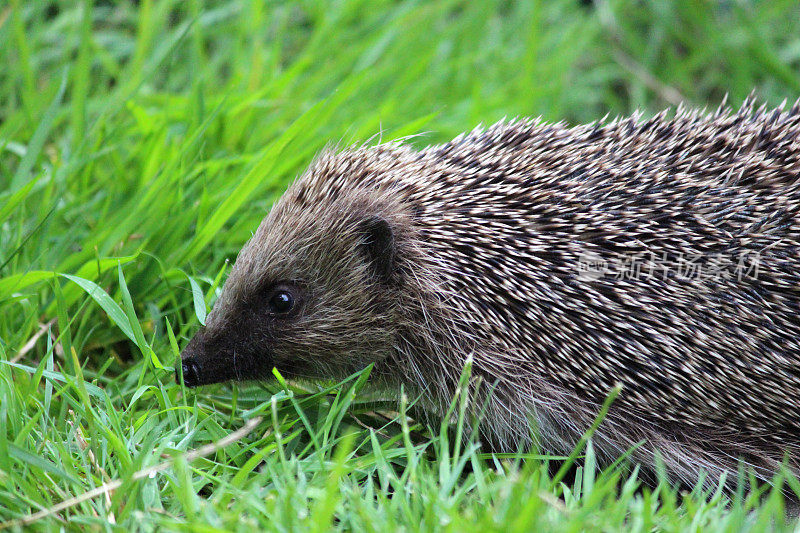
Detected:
[{"left": 2, "top": 0, "right": 800, "bottom": 530}]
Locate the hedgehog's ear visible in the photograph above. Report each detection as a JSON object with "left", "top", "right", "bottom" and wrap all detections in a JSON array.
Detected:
[{"left": 358, "top": 215, "right": 395, "bottom": 283}]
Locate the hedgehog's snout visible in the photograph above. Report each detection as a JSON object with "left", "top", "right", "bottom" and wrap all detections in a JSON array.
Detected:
[
  {"left": 179, "top": 358, "right": 201, "bottom": 387},
  {"left": 178, "top": 320, "right": 271, "bottom": 386},
  {"left": 178, "top": 331, "right": 207, "bottom": 387},
  {"left": 177, "top": 328, "right": 230, "bottom": 387}
]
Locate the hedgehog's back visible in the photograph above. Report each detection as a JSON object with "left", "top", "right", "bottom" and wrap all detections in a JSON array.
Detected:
[{"left": 401, "top": 100, "right": 800, "bottom": 472}]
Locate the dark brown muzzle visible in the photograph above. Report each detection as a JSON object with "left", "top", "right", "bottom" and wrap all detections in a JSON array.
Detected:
[
  {"left": 177, "top": 332, "right": 220, "bottom": 387},
  {"left": 177, "top": 329, "right": 234, "bottom": 387},
  {"left": 177, "top": 326, "right": 266, "bottom": 387},
  {"left": 178, "top": 357, "right": 202, "bottom": 387}
]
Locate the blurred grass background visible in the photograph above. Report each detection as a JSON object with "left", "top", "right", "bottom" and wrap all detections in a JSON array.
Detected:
[{"left": 2, "top": 0, "right": 800, "bottom": 530}]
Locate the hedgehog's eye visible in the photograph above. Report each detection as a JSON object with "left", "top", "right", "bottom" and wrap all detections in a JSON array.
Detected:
[{"left": 268, "top": 290, "right": 295, "bottom": 315}]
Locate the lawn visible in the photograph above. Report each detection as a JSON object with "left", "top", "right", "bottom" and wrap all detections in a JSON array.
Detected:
[{"left": 2, "top": 1, "right": 800, "bottom": 530}]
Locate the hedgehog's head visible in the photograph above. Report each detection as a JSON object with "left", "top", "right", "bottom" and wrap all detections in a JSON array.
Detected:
[{"left": 179, "top": 148, "right": 418, "bottom": 387}]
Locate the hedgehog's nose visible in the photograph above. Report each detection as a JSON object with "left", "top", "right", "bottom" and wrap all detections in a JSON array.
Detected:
[{"left": 180, "top": 358, "right": 201, "bottom": 387}]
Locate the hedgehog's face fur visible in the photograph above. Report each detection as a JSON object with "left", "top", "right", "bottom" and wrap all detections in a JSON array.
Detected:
[{"left": 179, "top": 149, "right": 414, "bottom": 387}]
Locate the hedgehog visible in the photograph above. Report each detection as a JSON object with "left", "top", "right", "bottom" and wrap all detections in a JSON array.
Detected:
[{"left": 180, "top": 96, "right": 800, "bottom": 491}]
